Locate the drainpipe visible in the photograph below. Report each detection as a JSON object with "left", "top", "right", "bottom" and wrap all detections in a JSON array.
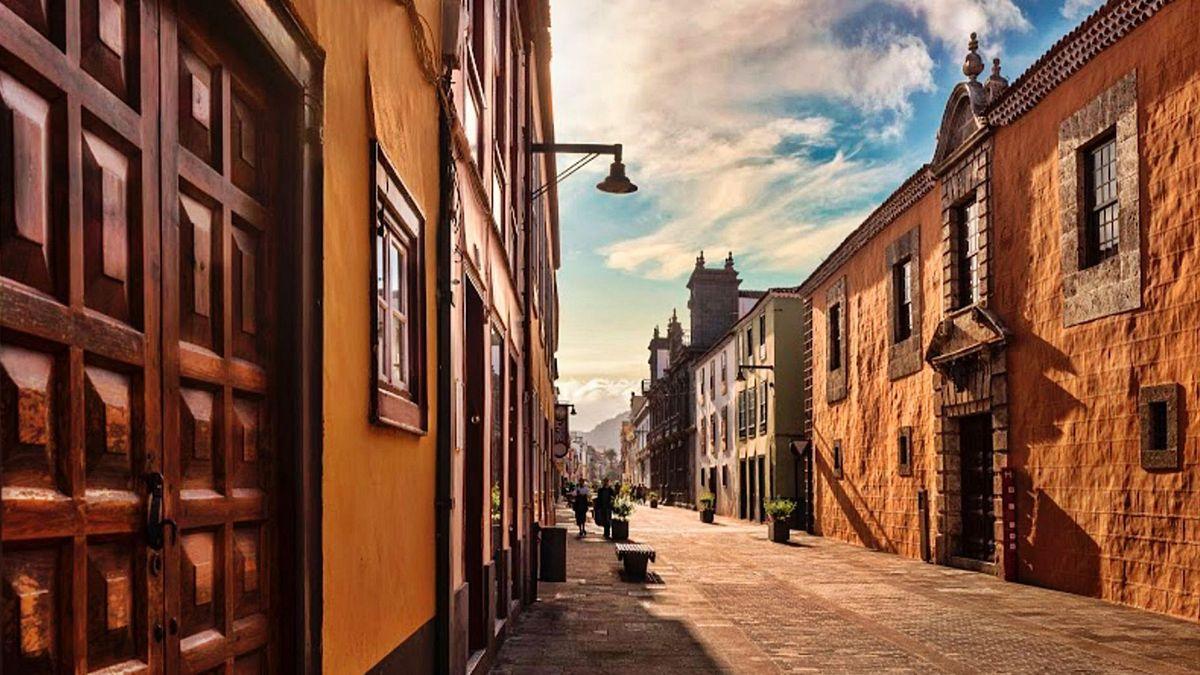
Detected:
[{"left": 434, "top": 80, "right": 455, "bottom": 675}]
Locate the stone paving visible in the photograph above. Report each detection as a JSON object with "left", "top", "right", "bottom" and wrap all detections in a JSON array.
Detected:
[{"left": 493, "top": 502, "right": 1200, "bottom": 674}]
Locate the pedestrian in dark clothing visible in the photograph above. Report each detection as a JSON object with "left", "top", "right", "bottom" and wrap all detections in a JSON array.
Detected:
[
  {"left": 596, "top": 478, "right": 616, "bottom": 539},
  {"left": 572, "top": 482, "right": 591, "bottom": 536}
]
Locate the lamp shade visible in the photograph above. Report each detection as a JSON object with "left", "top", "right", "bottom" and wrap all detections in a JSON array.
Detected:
[{"left": 597, "top": 160, "right": 637, "bottom": 194}]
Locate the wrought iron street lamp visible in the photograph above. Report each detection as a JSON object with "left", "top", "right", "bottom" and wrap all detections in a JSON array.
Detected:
[
  {"left": 532, "top": 142, "right": 638, "bottom": 198},
  {"left": 736, "top": 364, "right": 774, "bottom": 382}
]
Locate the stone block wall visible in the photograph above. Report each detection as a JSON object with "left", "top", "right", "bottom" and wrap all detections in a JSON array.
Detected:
[
  {"left": 992, "top": 0, "right": 1200, "bottom": 620},
  {"left": 810, "top": 190, "right": 942, "bottom": 560}
]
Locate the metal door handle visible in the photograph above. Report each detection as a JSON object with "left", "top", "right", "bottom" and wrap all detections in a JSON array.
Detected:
[{"left": 145, "top": 472, "right": 178, "bottom": 550}]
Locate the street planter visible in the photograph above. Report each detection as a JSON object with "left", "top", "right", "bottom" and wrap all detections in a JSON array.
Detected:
[
  {"left": 698, "top": 491, "right": 716, "bottom": 523},
  {"left": 611, "top": 518, "right": 629, "bottom": 541},
  {"left": 650, "top": 499, "right": 658, "bottom": 509},
  {"left": 764, "top": 497, "right": 797, "bottom": 544}
]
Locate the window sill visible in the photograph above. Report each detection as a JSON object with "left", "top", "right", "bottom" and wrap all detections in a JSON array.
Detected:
[{"left": 373, "top": 388, "right": 427, "bottom": 435}]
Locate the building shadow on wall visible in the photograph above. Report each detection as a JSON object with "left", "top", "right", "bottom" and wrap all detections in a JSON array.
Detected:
[
  {"left": 811, "top": 437, "right": 894, "bottom": 553},
  {"left": 1021, "top": 488, "right": 1101, "bottom": 598},
  {"left": 1013, "top": 331, "right": 1085, "bottom": 447}
]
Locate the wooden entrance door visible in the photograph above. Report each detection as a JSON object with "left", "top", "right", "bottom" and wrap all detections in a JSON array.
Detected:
[
  {"left": 159, "top": 1, "right": 283, "bottom": 671},
  {"left": 2, "top": 0, "right": 164, "bottom": 670},
  {"left": 959, "top": 414, "right": 995, "bottom": 563},
  {"left": 2, "top": 1, "right": 289, "bottom": 671}
]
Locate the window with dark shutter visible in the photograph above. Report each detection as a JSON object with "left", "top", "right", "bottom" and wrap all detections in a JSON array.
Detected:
[
  {"left": 371, "top": 142, "right": 427, "bottom": 431},
  {"left": 828, "top": 302, "right": 842, "bottom": 371},
  {"left": 893, "top": 258, "right": 913, "bottom": 342}
]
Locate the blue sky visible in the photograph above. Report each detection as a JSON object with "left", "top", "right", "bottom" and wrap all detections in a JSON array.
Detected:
[{"left": 549, "top": 0, "right": 1105, "bottom": 430}]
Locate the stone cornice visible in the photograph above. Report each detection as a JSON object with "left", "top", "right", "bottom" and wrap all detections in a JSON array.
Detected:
[{"left": 986, "top": 0, "right": 1173, "bottom": 127}]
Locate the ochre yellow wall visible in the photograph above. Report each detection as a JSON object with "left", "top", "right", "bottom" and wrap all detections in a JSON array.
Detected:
[
  {"left": 992, "top": 0, "right": 1200, "bottom": 619},
  {"left": 292, "top": 0, "right": 442, "bottom": 670},
  {"left": 810, "top": 189, "right": 941, "bottom": 559}
]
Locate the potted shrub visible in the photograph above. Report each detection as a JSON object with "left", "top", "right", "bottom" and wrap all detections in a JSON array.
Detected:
[
  {"left": 611, "top": 495, "right": 634, "bottom": 541},
  {"left": 765, "top": 497, "right": 796, "bottom": 543},
  {"left": 698, "top": 491, "right": 716, "bottom": 523},
  {"left": 649, "top": 491, "right": 659, "bottom": 509}
]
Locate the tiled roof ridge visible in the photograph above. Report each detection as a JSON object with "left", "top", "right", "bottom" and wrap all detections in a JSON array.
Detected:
[{"left": 987, "top": 0, "right": 1172, "bottom": 127}]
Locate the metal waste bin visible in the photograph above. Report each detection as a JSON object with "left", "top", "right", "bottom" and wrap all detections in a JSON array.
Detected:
[{"left": 539, "top": 526, "right": 567, "bottom": 582}]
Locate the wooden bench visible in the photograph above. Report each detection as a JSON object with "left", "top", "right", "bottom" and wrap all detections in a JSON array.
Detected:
[{"left": 615, "top": 543, "right": 656, "bottom": 579}]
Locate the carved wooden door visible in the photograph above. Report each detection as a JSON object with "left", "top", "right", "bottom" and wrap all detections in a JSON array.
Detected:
[
  {"left": 159, "top": 1, "right": 280, "bottom": 672},
  {"left": 1, "top": 0, "right": 165, "bottom": 670},
  {"left": 2, "top": 0, "right": 282, "bottom": 671},
  {"left": 959, "top": 413, "right": 995, "bottom": 563}
]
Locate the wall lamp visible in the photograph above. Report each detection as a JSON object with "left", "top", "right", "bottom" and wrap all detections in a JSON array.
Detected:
[
  {"left": 531, "top": 142, "right": 638, "bottom": 198},
  {"left": 736, "top": 365, "right": 774, "bottom": 382}
]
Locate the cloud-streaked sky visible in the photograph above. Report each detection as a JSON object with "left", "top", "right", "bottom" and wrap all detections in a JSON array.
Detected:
[{"left": 550, "top": 0, "right": 1103, "bottom": 431}]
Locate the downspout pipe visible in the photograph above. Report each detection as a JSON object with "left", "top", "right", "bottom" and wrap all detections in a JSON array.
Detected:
[{"left": 434, "top": 77, "right": 455, "bottom": 675}]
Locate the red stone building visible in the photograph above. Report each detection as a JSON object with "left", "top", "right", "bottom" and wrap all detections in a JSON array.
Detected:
[{"left": 798, "top": 0, "right": 1199, "bottom": 621}]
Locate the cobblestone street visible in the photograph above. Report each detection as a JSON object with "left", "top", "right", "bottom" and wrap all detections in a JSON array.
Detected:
[{"left": 494, "top": 503, "right": 1200, "bottom": 674}]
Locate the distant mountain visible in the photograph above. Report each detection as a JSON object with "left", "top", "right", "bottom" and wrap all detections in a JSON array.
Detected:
[{"left": 581, "top": 411, "right": 628, "bottom": 451}]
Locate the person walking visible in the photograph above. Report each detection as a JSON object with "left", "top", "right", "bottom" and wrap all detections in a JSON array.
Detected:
[
  {"left": 596, "top": 478, "right": 616, "bottom": 540},
  {"left": 572, "top": 481, "right": 591, "bottom": 537}
]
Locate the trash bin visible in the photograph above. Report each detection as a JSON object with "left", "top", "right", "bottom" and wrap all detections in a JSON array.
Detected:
[{"left": 539, "top": 526, "right": 567, "bottom": 582}]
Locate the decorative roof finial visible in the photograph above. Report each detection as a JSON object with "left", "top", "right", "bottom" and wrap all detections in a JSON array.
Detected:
[
  {"left": 724, "top": 251, "right": 734, "bottom": 269},
  {"left": 697, "top": 250, "right": 706, "bottom": 267},
  {"left": 653, "top": 325, "right": 660, "bottom": 338},
  {"left": 963, "top": 32, "right": 984, "bottom": 81},
  {"left": 985, "top": 57, "right": 1009, "bottom": 103}
]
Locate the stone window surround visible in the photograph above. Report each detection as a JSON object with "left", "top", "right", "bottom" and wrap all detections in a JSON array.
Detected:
[
  {"left": 1138, "top": 383, "right": 1180, "bottom": 471},
  {"left": 940, "top": 141, "right": 991, "bottom": 314},
  {"left": 825, "top": 277, "right": 848, "bottom": 403},
  {"left": 1058, "top": 71, "right": 1141, "bottom": 327},
  {"left": 886, "top": 228, "right": 922, "bottom": 380},
  {"left": 898, "top": 426, "right": 914, "bottom": 477}
]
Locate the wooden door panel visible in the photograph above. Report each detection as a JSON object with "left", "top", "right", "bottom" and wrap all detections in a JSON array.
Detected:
[
  {"left": 2, "top": 0, "right": 161, "bottom": 671},
  {"left": 162, "top": 3, "right": 280, "bottom": 671}
]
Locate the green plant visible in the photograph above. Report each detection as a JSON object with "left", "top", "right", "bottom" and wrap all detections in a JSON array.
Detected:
[
  {"left": 698, "top": 491, "right": 716, "bottom": 510},
  {"left": 612, "top": 495, "right": 635, "bottom": 522},
  {"left": 764, "top": 497, "right": 796, "bottom": 522},
  {"left": 491, "top": 484, "right": 502, "bottom": 524},
  {"left": 648, "top": 491, "right": 660, "bottom": 501}
]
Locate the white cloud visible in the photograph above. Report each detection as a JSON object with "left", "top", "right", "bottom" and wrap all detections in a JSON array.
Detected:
[
  {"left": 556, "top": 378, "right": 641, "bottom": 430},
  {"left": 887, "top": 0, "right": 1029, "bottom": 49},
  {"left": 551, "top": 1, "right": 939, "bottom": 280},
  {"left": 1061, "top": 0, "right": 1103, "bottom": 20}
]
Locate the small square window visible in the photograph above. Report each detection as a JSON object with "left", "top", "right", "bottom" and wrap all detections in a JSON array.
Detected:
[{"left": 1139, "top": 384, "right": 1180, "bottom": 471}]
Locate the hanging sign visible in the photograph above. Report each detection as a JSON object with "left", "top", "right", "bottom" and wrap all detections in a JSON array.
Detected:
[{"left": 553, "top": 404, "right": 571, "bottom": 459}]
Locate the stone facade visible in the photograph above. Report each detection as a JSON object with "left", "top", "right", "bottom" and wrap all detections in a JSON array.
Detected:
[
  {"left": 1058, "top": 71, "right": 1142, "bottom": 326},
  {"left": 795, "top": 0, "right": 1198, "bottom": 621}
]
